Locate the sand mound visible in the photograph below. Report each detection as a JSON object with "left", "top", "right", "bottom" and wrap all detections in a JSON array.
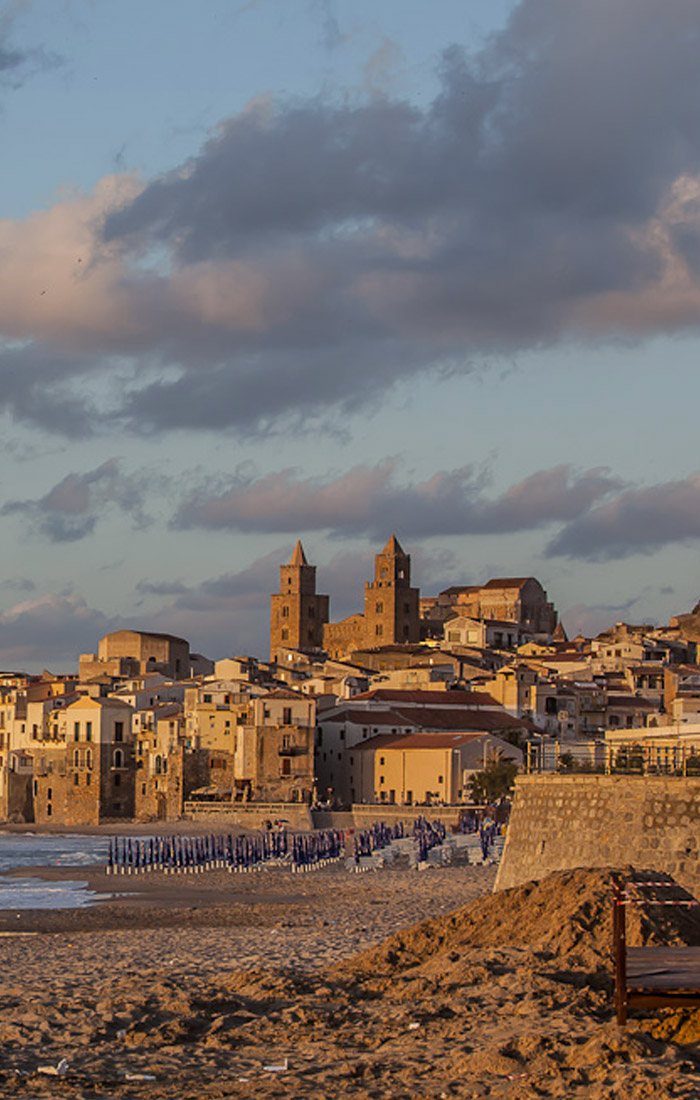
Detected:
[
  {"left": 5, "top": 867, "right": 700, "bottom": 1098},
  {"left": 334, "top": 867, "right": 700, "bottom": 983}
]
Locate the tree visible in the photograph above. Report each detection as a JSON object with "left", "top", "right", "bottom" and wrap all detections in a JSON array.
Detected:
[{"left": 468, "top": 755, "right": 518, "bottom": 801}]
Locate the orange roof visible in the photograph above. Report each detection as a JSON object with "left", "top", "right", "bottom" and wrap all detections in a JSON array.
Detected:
[
  {"left": 354, "top": 732, "right": 501, "bottom": 751},
  {"left": 350, "top": 688, "right": 499, "bottom": 706}
]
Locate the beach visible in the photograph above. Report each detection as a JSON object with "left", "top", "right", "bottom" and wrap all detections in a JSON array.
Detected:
[{"left": 1, "top": 858, "right": 700, "bottom": 1098}]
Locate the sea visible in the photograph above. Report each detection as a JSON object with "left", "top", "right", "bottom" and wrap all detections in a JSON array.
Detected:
[{"left": 0, "top": 833, "right": 110, "bottom": 909}]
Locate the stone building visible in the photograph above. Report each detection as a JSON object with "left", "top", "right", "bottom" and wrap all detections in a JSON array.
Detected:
[
  {"left": 133, "top": 704, "right": 186, "bottom": 821},
  {"left": 270, "top": 542, "right": 330, "bottom": 660},
  {"left": 323, "top": 536, "right": 420, "bottom": 659},
  {"left": 80, "top": 630, "right": 191, "bottom": 681},
  {"left": 33, "top": 695, "right": 135, "bottom": 825},
  {"left": 427, "top": 577, "right": 557, "bottom": 640}
]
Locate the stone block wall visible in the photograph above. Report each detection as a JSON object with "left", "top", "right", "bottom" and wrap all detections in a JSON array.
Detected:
[{"left": 495, "top": 774, "right": 700, "bottom": 896}]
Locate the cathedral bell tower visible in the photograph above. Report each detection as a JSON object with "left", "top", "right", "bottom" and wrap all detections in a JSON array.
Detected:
[
  {"left": 270, "top": 541, "right": 329, "bottom": 659},
  {"left": 363, "top": 535, "right": 420, "bottom": 646}
]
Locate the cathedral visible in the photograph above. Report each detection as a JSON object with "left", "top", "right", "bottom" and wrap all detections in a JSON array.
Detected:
[{"left": 269, "top": 536, "right": 420, "bottom": 661}]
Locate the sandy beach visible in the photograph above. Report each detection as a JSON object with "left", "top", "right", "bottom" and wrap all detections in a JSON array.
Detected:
[{"left": 1, "top": 858, "right": 700, "bottom": 1098}]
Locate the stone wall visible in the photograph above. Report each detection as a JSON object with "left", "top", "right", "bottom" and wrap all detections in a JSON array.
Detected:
[
  {"left": 496, "top": 774, "right": 700, "bottom": 895},
  {"left": 184, "top": 801, "right": 313, "bottom": 830}
]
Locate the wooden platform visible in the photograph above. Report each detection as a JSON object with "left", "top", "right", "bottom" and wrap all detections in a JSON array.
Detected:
[{"left": 613, "top": 876, "right": 700, "bottom": 1024}]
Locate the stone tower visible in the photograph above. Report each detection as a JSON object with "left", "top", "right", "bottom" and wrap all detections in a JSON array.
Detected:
[
  {"left": 270, "top": 541, "right": 329, "bottom": 659},
  {"left": 363, "top": 535, "right": 420, "bottom": 646}
]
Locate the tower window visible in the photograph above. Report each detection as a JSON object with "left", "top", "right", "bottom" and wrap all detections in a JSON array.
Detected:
[
  {"left": 281, "top": 628, "right": 289, "bottom": 640},
  {"left": 376, "top": 602, "right": 383, "bottom": 613},
  {"left": 282, "top": 606, "right": 289, "bottom": 618},
  {"left": 376, "top": 625, "right": 383, "bottom": 636}
]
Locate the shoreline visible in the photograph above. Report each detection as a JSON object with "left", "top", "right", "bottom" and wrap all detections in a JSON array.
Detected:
[{"left": 0, "top": 819, "right": 252, "bottom": 837}]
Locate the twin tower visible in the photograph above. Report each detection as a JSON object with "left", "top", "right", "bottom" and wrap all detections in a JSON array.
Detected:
[{"left": 270, "top": 536, "right": 420, "bottom": 660}]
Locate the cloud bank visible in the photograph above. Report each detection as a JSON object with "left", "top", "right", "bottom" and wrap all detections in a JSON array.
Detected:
[{"left": 1, "top": 1, "right": 700, "bottom": 434}]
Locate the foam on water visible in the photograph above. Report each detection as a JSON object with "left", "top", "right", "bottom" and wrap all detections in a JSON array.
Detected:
[
  {"left": 0, "top": 834, "right": 110, "bottom": 909},
  {"left": 0, "top": 833, "right": 107, "bottom": 872},
  {"left": 0, "top": 877, "right": 112, "bottom": 909}
]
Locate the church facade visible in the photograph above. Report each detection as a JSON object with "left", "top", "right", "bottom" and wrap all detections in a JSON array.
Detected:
[{"left": 270, "top": 536, "right": 420, "bottom": 662}]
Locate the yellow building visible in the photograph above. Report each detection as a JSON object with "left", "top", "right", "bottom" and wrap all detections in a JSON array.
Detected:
[{"left": 351, "top": 731, "right": 522, "bottom": 805}]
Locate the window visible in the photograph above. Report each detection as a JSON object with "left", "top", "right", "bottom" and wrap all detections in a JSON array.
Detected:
[
  {"left": 74, "top": 749, "right": 79, "bottom": 767},
  {"left": 114, "top": 722, "right": 123, "bottom": 742},
  {"left": 282, "top": 606, "right": 289, "bottom": 618},
  {"left": 114, "top": 749, "right": 123, "bottom": 769},
  {"left": 281, "top": 629, "right": 289, "bottom": 641},
  {"left": 86, "top": 774, "right": 91, "bottom": 786},
  {"left": 73, "top": 773, "right": 79, "bottom": 786},
  {"left": 376, "top": 624, "right": 383, "bottom": 637},
  {"left": 308, "top": 606, "right": 315, "bottom": 618},
  {"left": 73, "top": 722, "right": 80, "bottom": 740},
  {"left": 376, "top": 601, "right": 383, "bottom": 613},
  {"left": 86, "top": 750, "right": 92, "bottom": 770},
  {"left": 114, "top": 774, "right": 121, "bottom": 788},
  {"left": 283, "top": 707, "right": 292, "bottom": 725},
  {"left": 85, "top": 721, "right": 92, "bottom": 742},
  {"left": 281, "top": 758, "right": 291, "bottom": 776},
  {"left": 155, "top": 756, "right": 162, "bottom": 774},
  {"left": 203, "top": 694, "right": 212, "bottom": 704},
  {"left": 379, "top": 756, "right": 385, "bottom": 765},
  {"left": 141, "top": 783, "right": 146, "bottom": 796}
]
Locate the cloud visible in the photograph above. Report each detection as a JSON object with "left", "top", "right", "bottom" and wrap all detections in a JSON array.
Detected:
[
  {"left": 2, "top": 2, "right": 700, "bottom": 434},
  {"left": 547, "top": 473, "right": 700, "bottom": 560},
  {"left": 2, "top": 459, "right": 157, "bottom": 542},
  {"left": 0, "top": 593, "right": 114, "bottom": 669},
  {"left": 174, "top": 460, "right": 622, "bottom": 538},
  {"left": 0, "top": 3, "right": 62, "bottom": 90},
  {"left": 561, "top": 596, "right": 650, "bottom": 640}
]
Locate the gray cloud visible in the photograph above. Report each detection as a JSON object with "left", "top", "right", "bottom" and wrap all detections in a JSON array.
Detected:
[
  {"left": 3, "top": 1, "right": 700, "bottom": 437},
  {"left": 2, "top": 459, "right": 157, "bottom": 542},
  {"left": 0, "top": 3, "right": 62, "bottom": 90},
  {"left": 174, "top": 460, "right": 622, "bottom": 539},
  {"left": 0, "top": 594, "right": 115, "bottom": 670},
  {"left": 547, "top": 474, "right": 700, "bottom": 560},
  {"left": 561, "top": 596, "right": 650, "bottom": 640}
]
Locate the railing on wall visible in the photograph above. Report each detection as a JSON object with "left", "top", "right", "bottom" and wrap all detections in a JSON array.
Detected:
[{"left": 524, "top": 738, "right": 700, "bottom": 776}]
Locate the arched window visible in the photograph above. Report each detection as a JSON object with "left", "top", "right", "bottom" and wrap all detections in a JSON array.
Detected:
[
  {"left": 155, "top": 755, "right": 162, "bottom": 775},
  {"left": 113, "top": 748, "right": 123, "bottom": 769}
]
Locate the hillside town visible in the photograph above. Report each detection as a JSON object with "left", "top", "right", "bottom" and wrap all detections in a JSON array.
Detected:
[{"left": 1, "top": 535, "right": 699, "bottom": 826}]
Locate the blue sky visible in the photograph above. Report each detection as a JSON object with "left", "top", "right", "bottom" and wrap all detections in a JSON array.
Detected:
[{"left": 2, "top": 0, "right": 700, "bottom": 670}]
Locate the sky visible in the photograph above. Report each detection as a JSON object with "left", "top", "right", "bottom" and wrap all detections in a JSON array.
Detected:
[{"left": 2, "top": 0, "right": 700, "bottom": 671}]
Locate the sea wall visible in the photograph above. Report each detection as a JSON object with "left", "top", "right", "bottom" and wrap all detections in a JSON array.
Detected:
[
  {"left": 184, "top": 801, "right": 313, "bottom": 830},
  {"left": 495, "top": 774, "right": 700, "bottom": 896}
]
